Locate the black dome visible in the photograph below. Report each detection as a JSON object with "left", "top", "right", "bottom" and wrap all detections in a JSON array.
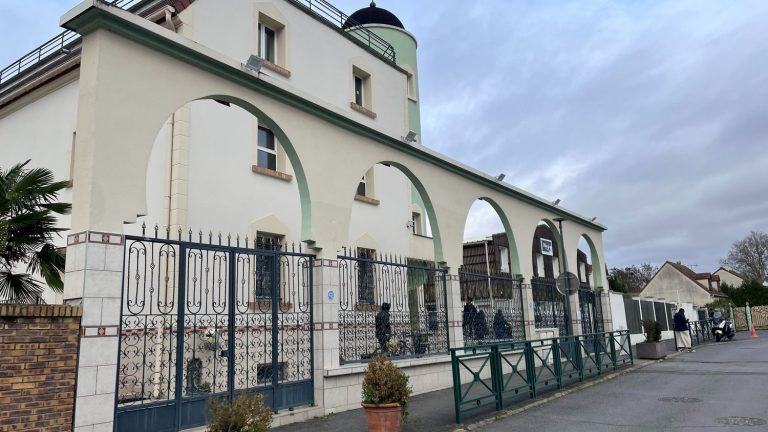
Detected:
[{"left": 343, "top": 2, "right": 404, "bottom": 30}]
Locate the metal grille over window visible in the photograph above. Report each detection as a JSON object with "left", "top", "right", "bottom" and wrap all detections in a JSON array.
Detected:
[
  {"left": 116, "top": 224, "right": 314, "bottom": 429},
  {"left": 337, "top": 250, "right": 449, "bottom": 363},
  {"left": 458, "top": 267, "right": 525, "bottom": 345}
]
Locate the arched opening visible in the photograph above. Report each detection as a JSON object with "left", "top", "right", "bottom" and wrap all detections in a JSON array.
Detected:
[
  {"left": 339, "top": 162, "right": 448, "bottom": 363},
  {"left": 117, "top": 97, "right": 314, "bottom": 418},
  {"left": 126, "top": 95, "right": 311, "bottom": 242},
  {"left": 531, "top": 220, "right": 569, "bottom": 336},
  {"left": 459, "top": 199, "right": 524, "bottom": 345},
  {"left": 577, "top": 234, "right": 605, "bottom": 334}
]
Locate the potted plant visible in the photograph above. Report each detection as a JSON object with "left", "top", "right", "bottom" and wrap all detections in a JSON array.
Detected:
[
  {"left": 635, "top": 320, "right": 674, "bottom": 359},
  {"left": 201, "top": 328, "right": 219, "bottom": 351},
  {"left": 361, "top": 354, "right": 412, "bottom": 432},
  {"left": 207, "top": 392, "right": 272, "bottom": 432}
]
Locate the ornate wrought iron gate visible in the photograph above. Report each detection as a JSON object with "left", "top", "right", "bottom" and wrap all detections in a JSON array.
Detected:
[
  {"left": 578, "top": 289, "right": 603, "bottom": 334},
  {"left": 115, "top": 229, "right": 314, "bottom": 432},
  {"left": 531, "top": 277, "right": 569, "bottom": 336},
  {"left": 458, "top": 268, "right": 525, "bottom": 345}
]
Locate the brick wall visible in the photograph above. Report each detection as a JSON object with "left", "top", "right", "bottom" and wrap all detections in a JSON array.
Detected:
[{"left": 0, "top": 305, "right": 82, "bottom": 432}]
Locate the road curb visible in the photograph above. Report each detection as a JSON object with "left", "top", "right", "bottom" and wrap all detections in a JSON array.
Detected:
[{"left": 453, "top": 353, "right": 683, "bottom": 432}]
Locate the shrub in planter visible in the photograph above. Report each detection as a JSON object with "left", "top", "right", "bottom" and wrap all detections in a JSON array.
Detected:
[
  {"left": 207, "top": 392, "right": 273, "bottom": 432},
  {"left": 642, "top": 319, "right": 662, "bottom": 342},
  {"left": 361, "top": 354, "right": 413, "bottom": 432}
]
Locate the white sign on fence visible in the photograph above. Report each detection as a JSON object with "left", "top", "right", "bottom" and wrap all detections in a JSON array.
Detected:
[{"left": 541, "top": 238, "right": 553, "bottom": 256}]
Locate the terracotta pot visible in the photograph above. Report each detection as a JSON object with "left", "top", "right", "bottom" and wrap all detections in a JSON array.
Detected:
[{"left": 362, "top": 403, "right": 402, "bottom": 432}]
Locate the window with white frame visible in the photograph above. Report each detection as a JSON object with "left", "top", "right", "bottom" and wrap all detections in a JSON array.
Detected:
[
  {"left": 259, "top": 23, "right": 277, "bottom": 63},
  {"left": 499, "top": 246, "right": 510, "bottom": 273},
  {"left": 257, "top": 126, "right": 277, "bottom": 170}
]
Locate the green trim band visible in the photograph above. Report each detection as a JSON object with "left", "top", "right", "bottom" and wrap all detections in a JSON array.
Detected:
[{"left": 64, "top": 5, "right": 606, "bottom": 233}]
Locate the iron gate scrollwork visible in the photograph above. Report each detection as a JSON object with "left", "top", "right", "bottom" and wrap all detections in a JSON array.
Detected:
[
  {"left": 578, "top": 288, "right": 603, "bottom": 334},
  {"left": 458, "top": 268, "right": 525, "bottom": 345},
  {"left": 116, "top": 228, "right": 314, "bottom": 432},
  {"left": 337, "top": 251, "right": 449, "bottom": 363},
  {"left": 531, "top": 277, "right": 568, "bottom": 336}
]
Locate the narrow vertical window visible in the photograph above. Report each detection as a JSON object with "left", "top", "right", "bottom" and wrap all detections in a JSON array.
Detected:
[
  {"left": 354, "top": 75, "right": 364, "bottom": 106},
  {"left": 260, "top": 24, "right": 277, "bottom": 63},
  {"left": 356, "top": 176, "right": 366, "bottom": 196},
  {"left": 257, "top": 126, "right": 277, "bottom": 170}
]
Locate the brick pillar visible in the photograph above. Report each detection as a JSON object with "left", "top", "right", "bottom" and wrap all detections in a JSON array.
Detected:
[
  {"left": 0, "top": 305, "right": 81, "bottom": 432},
  {"left": 445, "top": 275, "right": 464, "bottom": 349},
  {"left": 311, "top": 259, "right": 340, "bottom": 412},
  {"left": 63, "top": 231, "right": 124, "bottom": 432}
]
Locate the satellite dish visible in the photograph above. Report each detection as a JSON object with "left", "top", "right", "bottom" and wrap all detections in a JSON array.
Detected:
[{"left": 556, "top": 272, "right": 579, "bottom": 296}]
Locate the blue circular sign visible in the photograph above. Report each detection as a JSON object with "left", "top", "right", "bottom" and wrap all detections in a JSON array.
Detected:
[{"left": 327, "top": 290, "right": 335, "bottom": 301}]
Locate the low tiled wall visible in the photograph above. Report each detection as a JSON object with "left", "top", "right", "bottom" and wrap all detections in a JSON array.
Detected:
[{"left": 0, "top": 305, "right": 82, "bottom": 432}]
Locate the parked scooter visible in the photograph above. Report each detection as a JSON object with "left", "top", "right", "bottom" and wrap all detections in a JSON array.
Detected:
[{"left": 711, "top": 310, "right": 735, "bottom": 342}]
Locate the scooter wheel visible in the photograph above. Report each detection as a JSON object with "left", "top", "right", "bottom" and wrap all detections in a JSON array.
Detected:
[{"left": 715, "top": 334, "right": 721, "bottom": 342}]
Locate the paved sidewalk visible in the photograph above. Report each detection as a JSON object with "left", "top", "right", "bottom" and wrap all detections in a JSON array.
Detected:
[
  {"left": 274, "top": 358, "right": 654, "bottom": 432},
  {"left": 478, "top": 336, "right": 768, "bottom": 432}
]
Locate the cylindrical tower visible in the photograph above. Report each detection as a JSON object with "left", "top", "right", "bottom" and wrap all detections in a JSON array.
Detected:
[{"left": 344, "top": 2, "right": 421, "bottom": 141}]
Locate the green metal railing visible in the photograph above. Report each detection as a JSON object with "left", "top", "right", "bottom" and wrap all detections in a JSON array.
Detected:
[{"left": 450, "top": 330, "right": 632, "bottom": 423}]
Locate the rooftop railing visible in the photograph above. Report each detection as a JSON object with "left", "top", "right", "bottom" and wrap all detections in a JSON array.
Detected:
[
  {"left": 1, "top": 0, "right": 397, "bottom": 94},
  {"left": 0, "top": 0, "right": 166, "bottom": 91},
  {"left": 288, "top": 0, "right": 396, "bottom": 63}
]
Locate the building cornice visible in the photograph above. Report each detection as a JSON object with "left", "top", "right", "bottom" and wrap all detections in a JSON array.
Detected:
[{"left": 62, "top": 3, "right": 606, "bottom": 232}]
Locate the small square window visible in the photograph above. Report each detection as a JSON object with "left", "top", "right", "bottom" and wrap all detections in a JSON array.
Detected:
[{"left": 257, "top": 126, "right": 277, "bottom": 171}]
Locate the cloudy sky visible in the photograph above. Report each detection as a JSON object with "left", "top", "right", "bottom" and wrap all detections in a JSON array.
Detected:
[{"left": 2, "top": 0, "right": 767, "bottom": 271}]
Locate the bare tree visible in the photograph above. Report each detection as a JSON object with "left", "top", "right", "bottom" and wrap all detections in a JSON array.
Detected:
[
  {"left": 608, "top": 263, "right": 659, "bottom": 293},
  {"left": 721, "top": 230, "right": 768, "bottom": 282}
]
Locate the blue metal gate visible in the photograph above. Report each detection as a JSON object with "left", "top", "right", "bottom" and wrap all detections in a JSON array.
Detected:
[{"left": 115, "top": 228, "right": 314, "bottom": 432}]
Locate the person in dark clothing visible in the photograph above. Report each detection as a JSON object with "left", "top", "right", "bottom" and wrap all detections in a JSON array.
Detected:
[
  {"left": 375, "top": 302, "right": 392, "bottom": 352},
  {"left": 462, "top": 298, "right": 478, "bottom": 339},
  {"left": 673, "top": 308, "right": 694, "bottom": 353},
  {"left": 493, "top": 309, "right": 507, "bottom": 339},
  {"left": 476, "top": 310, "right": 489, "bottom": 340}
]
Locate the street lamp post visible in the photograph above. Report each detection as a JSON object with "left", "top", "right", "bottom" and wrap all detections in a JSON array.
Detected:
[{"left": 553, "top": 217, "right": 573, "bottom": 336}]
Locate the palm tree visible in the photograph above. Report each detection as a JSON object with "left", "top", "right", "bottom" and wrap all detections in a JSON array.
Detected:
[{"left": 0, "top": 160, "right": 71, "bottom": 303}]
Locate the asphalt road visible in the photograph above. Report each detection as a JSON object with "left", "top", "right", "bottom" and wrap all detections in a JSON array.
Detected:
[{"left": 481, "top": 335, "right": 768, "bottom": 432}]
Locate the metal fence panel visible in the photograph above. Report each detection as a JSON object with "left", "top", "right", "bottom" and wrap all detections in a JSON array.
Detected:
[
  {"left": 531, "top": 278, "right": 568, "bottom": 336},
  {"left": 337, "top": 252, "right": 449, "bottom": 363},
  {"left": 116, "top": 230, "right": 314, "bottom": 432},
  {"left": 450, "top": 330, "right": 633, "bottom": 423},
  {"left": 623, "top": 297, "right": 642, "bottom": 334},
  {"left": 459, "top": 269, "right": 525, "bottom": 346},
  {"left": 654, "top": 302, "right": 669, "bottom": 331}
]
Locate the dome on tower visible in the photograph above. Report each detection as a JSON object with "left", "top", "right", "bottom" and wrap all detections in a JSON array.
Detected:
[{"left": 343, "top": 2, "right": 404, "bottom": 30}]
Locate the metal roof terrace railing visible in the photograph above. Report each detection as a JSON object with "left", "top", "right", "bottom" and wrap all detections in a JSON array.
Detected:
[
  {"left": 1, "top": 0, "right": 397, "bottom": 95},
  {"left": 0, "top": 0, "right": 167, "bottom": 92},
  {"left": 287, "top": 0, "right": 396, "bottom": 63}
]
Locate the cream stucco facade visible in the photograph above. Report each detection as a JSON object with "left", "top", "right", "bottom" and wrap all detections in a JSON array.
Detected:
[
  {"left": 714, "top": 267, "right": 745, "bottom": 287},
  {"left": 0, "top": 1, "right": 614, "bottom": 430},
  {"left": 641, "top": 263, "right": 717, "bottom": 308}
]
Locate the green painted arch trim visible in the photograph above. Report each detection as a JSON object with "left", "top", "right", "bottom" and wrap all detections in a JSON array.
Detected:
[
  {"left": 477, "top": 197, "right": 521, "bottom": 276},
  {"left": 577, "top": 233, "right": 604, "bottom": 289},
  {"left": 203, "top": 95, "right": 312, "bottom": 243},
  {"left": 65, "top": 6, "right": 606, "bottom": 234},
  {"left": 381, "top": 161, "right": 444, "bottom": 266}
]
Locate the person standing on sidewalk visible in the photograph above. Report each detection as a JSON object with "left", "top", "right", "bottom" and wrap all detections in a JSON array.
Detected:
[{"left": 674, "top": 308, "right": 695, "bottom": 353}]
